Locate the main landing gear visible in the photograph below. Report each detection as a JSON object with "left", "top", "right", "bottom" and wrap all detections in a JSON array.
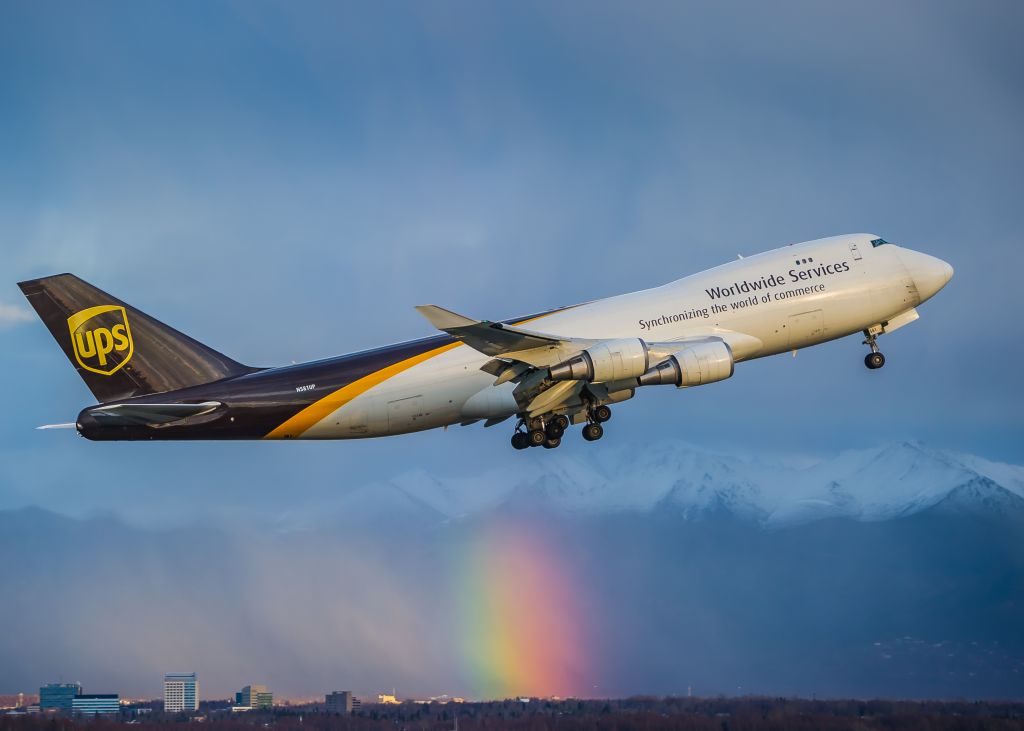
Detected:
[
  {"left": 510, "top": 414, "right": 570, "bottom": 450},
  {"left": 582, "top": 403, "right": 610, "bottom": 442},
  {"left": 509, "top": 406, "right": 612, "bottom": 450},
  {"left": 862, "top": 329, "right": 886, "bottom": 370}
]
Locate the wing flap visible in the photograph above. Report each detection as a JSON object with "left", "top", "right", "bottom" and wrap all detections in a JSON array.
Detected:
[{"left": 526, "top": 380, "right": 583, "bottom": 417}]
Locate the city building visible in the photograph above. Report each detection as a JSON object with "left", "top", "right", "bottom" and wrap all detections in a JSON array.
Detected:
[
  {"left": 325, "top": 691, "right": 360, "bottom": 713},
  {"left": 377, "top": 692, "right": 399, "bottom": 705},
  {"left": 39, "top": 683, "right": 82, "bottom": 713},
  {"left": 163, "top": 673, "right": 199, "bottom": 713},
  {"left": 0, "top": 694, "right": 35, "bottom": 711},
  {"left": 237, "top": 685, "right": 273, "bottom": 710},
  {"left": 71, "top": 694, "right": 119, "bottom": 715}
]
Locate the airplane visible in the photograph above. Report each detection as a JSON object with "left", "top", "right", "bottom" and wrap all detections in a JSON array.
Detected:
[{"left": 18, "top": 233, "right": 952, "bottom": 450}]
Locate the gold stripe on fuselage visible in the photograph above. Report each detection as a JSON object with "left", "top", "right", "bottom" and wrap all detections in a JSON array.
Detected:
[
  {"left": 263, "top": 306, "right": 577, "bottom": 440},
  {"left": 264, "top": 341, "right": 462, "bottom": 439}
]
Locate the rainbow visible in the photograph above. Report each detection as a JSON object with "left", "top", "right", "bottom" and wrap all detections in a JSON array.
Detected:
[{"left": 456, "top": 515, "right": 590, "bottom": 699}]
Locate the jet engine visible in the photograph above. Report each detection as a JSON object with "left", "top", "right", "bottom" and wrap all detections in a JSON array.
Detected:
[
  {"left": 637, "top": 340, "right": 734, "bottom": 388},
  {"left": 549, "top": 338, "right": 650, "bottom": 383}
]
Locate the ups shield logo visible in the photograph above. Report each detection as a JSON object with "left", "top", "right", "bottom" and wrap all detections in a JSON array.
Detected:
[{"left": 67, "top": 305, "right": 134, "bottom": 376}]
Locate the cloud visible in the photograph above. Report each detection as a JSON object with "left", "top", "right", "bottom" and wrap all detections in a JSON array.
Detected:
[{"left": 0, "top": 303, "right": 33, "bottom": 329}]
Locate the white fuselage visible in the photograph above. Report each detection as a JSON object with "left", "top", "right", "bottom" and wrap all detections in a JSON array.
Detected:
[{"left": 302, "top": 234, "right": 951, "bottom": 438}]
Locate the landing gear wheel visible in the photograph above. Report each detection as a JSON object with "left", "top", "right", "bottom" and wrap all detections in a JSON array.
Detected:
[
  {"left": 546, "top": 422, "right": 565, "bottom": 440},
  {"left": 542, "top": 437, "right": 561, "bottom": 449},
  {"left": 511, "top": 432, "right": 530, "bottom": 450},
  {"left": 593, "top": 405, "right": 612, "bottom": 423},
  {"left": 528, "top": 429, "right": 547, "bottom": 447},
  {"left": 864, "top": 352, "right": 885, "bottom": 370},
  {"left": 862, "top": 329, "right": 884, "bottom": 370},
  {"left": 582, "top": 423, "right": 604, "bottom": 442},
  {"left": 554, "top": 415, "right": 570, "bottom": 431}
]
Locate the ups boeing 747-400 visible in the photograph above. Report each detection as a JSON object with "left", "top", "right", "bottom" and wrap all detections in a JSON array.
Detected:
[{"left": 18, "top": 234, "right": 952, "bottom": 450}]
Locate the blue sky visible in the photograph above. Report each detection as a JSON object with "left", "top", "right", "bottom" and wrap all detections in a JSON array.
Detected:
[{"left": 2, "top": 0, "right": 1023, "bottom": 518}]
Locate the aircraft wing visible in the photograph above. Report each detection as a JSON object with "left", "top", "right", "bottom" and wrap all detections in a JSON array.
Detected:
[
  {"left": 415, "top": 305, "right": 594, "bottom": 367},
  {"left": 416, "top": 305, "right": 764, "bottom": 365},
  {"left": 416, "top": 304, "right": 765, "bottom": 420}
]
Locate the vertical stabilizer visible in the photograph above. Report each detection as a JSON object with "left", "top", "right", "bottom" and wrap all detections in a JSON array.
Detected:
[{"left": 18, "top": 273, "right": 256, "bottom": 403}]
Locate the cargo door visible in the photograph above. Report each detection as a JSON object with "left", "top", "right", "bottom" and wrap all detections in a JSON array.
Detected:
[{"left": 387, "top": 395, "right": 426, "bottom": 434}]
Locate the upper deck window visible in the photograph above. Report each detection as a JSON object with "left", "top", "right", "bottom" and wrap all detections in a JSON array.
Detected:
[{"left": 870, "top": 238, "right": 891, "bottom": 248}]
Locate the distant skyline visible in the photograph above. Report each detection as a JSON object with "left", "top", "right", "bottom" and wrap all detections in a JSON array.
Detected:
[{"left": 1, "top": 0, "right": 1022, "bottom": 702}]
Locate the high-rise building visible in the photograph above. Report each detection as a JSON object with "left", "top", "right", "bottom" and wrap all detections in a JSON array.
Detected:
[
  {"left": 325, "top": 691, "right": 359, "bottom": 713},
  {"left": 163, "top": 673, "right": 199, "bottom": 712},
  {"left": 39, "top": 683, "right": 81, "bottom": 713},
  {"left": 71, "top": 694, "right": 119, "bottom": 715},
  {"left": 238, "top": 685, "right": 272, "bottom": 710}
]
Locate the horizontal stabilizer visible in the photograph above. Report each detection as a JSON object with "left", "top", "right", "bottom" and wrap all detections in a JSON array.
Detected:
[{"left": 88, "top": 401, "right": 222, "bottom": 427}]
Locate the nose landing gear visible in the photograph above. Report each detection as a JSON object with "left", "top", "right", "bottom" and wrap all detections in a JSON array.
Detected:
[{"left": 863, "top": 329, "right": 886, "bottom": 370}]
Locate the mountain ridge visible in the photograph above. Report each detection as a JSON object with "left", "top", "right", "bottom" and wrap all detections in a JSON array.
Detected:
[{"left": 287, "top": 440, "right": 1024, "bottom": 530}]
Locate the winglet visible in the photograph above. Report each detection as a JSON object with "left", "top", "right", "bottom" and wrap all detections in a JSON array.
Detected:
[{"left": 415, "top": 305, "right": 479, "bottom": 331}]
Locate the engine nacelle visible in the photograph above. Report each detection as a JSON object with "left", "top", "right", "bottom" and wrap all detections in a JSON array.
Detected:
[
  {"left": 637, "top": 341, "right": 734, "bottom": 388},
  {"left": 549, "top": 338, "right": 650, "bottom": 383}
]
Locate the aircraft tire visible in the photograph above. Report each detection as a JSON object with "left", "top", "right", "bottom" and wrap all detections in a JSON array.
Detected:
[
  {"left": 511, "top": 432, "right": 530, "bottom": 450},
  {"left": 528, "top": 429, "right": 548, "bottom": 447},
  {"left": 865, "top": 352, "right": 885, "bottom": 370},
  {"left": 554, "top": 415, "right": 570, "bottom": 431},
  {"left": 542, "top": 437, "right": 561, "bottom": 449},
  {"left": 582, "top": 423, "right": 604, "bottom": 442},
  {"left": 594, "top": 405, "right": 612, "bottom": 423},
  {"left": 546, "top": 422, "right": 565, "bottom": 439}
]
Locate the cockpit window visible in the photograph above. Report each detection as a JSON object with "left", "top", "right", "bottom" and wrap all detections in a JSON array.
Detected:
[{"left": 870, "top": 238, "right": 890, "bottom": 248}]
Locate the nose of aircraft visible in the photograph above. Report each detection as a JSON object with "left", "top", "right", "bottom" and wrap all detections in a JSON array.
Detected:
[{"left": 898, "top": 248, "right": 954, "bottom": 302}]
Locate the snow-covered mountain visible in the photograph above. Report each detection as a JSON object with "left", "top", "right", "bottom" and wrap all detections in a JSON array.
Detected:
[{"left": 291, "top": 441, "right": 1024, "bottom": 529}]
